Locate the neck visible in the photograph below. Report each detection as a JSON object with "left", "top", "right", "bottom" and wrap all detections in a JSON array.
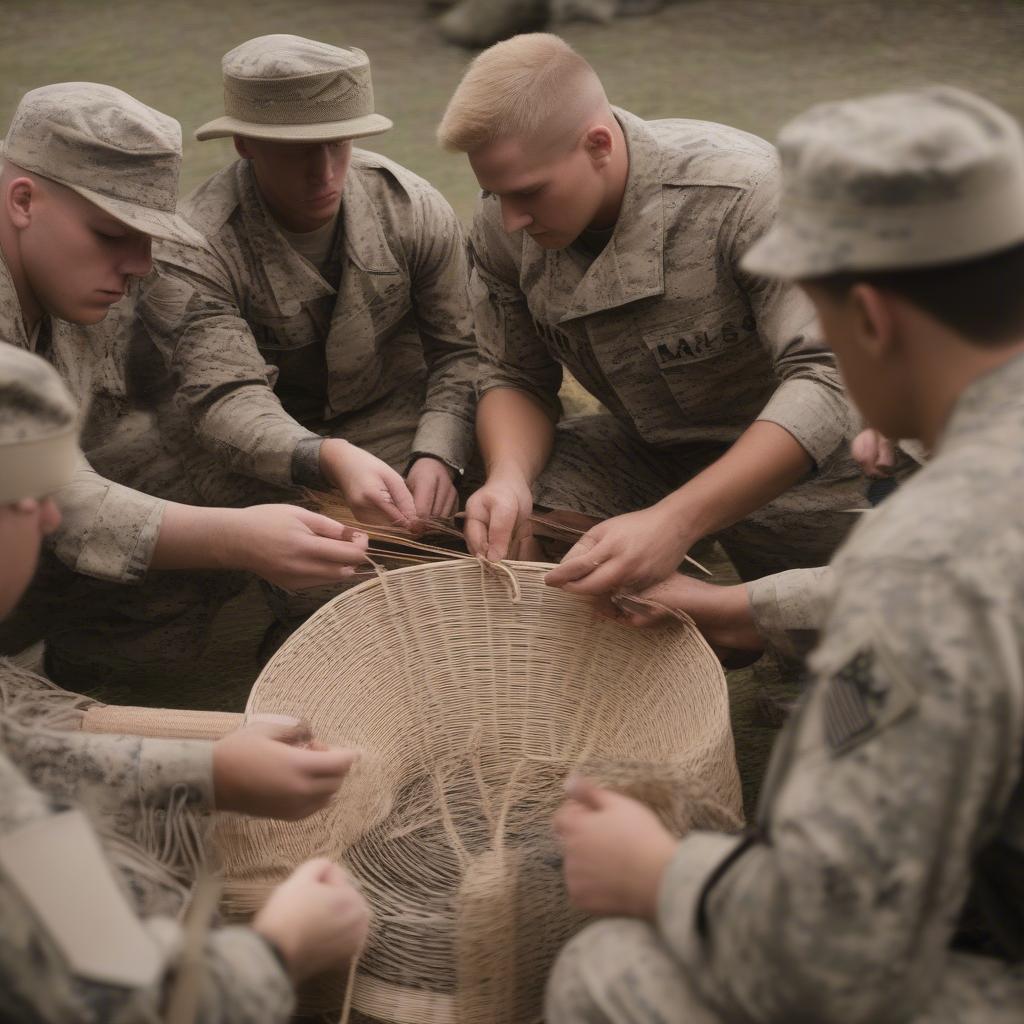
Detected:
[
  {"left": 589, "top": 118, "right": 629, "bottom": 231},
  {"left": 909, "top": 331, "right": 1024, "bottom": 449},
  {"left": 0, "top": 221, "right": 43, "bottom": 338}
]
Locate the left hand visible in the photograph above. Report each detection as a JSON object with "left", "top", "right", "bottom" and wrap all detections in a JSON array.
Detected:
[
  {"left": 405, "top": 456, "right": 459, "bottom": 523},
  {"left": 554, "top": 776, "right": 680, "bottom": 920},
  {"left": 544, "top": 504, "right": 693, "bottom": 596}
]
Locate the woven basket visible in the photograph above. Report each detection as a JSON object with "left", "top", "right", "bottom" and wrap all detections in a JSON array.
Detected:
[{"left": 211, "top": 559, "right": 740, "bottom": 1023}]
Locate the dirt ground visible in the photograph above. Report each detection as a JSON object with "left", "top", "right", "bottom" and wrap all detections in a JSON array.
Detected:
[{"left": 2, "top": 0, "right": 1022, "bottom": 814}]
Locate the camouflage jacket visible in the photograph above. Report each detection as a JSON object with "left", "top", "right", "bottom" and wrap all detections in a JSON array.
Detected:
[
  {"left": 656, "top": 353, "right": 1024, "bottom": 1020},
  {"left": 470, "top": 108, "right": 856, "bottom": 466},
  {"left": 0, "top": 254, "right": 165, "bottom": 584},
  {"left": 148, "top": 152, "right": 478, "bottom": 488},
  {"left": 747, "top": 565, "right": 835, "bottom": 662},
  {"left": 0, "top": 660, "right": 294, "bottom": 1022}
]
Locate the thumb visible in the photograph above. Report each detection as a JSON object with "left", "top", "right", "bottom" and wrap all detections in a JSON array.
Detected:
[
  {"left": 288, "top": 856, "right": 337, "bottom": 885},
  {"left": 565, "top": 774, "right": 607, "bottom": 811},
  {"left": 242, "top": 714, "right": 313, "bottom": 746},
  {"left": 296, "top": 746, "right": 361, "bottom": 777}
]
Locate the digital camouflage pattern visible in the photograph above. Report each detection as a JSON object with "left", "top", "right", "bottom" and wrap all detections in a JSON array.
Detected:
[
  {"left": 746, "top": 564, "right": 835, "bottom": 662},
  {"left": 546, "top": 351, "right": 1024, "bottom": 1023},
  {"left": 148, "top": 149, "right": 477, "bottom": 502},
  {"left": 471, "top": 109, "right": 868, "bottom": 579},
  {"left": 0, "top": 660, "right": 295, "bottom": 1023}
]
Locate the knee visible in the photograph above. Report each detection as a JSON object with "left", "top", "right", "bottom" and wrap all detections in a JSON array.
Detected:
[{"left": 545, "top": 918, "right": 662, "bottom": 1024}]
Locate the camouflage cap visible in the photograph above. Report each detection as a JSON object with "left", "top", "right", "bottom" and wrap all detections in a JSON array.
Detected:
[
  {"left": 1, "top": 83, "right": 203, "bottom": 247},
  {"left": 742, "top": 86, "right": 1024, "bottom": 279},
  {"left": 0, "top": 344, "right": 79, "bottom": 504},
  {"left": 196, "top": 34, "right": 393, "bottom": 143}
]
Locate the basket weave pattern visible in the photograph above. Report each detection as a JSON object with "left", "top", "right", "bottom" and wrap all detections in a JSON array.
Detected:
[{"left": 215, "top": 560, "right": 741, "bottom": 1022}]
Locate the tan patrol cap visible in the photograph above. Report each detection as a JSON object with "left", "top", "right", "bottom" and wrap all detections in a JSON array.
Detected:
[
  {"left": 742, "top": 85, "right": 1024, "bottom": 280},
  {"left": 1, "top": 83, "right": 204, "bottom": 247},
  {"left": 0, "top": 345, "right": 79, "bottom": 505},
  {"left": 195, "top": 34, "right": 393, "bottom": 143}
]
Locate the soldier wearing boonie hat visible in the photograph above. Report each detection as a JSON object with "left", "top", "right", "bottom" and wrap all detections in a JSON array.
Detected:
[
  {"left": 0, "top": 342, "right": 372, "bottom": 1023},
  {"left": 0, "top": 82, "right": 370, "bottom": 690},
  {"left": 145, "top": 34, "right": 477, "bottom": 634},
  {"left": 544, "top": 85, "right": 1024, "bottom": 1024}
]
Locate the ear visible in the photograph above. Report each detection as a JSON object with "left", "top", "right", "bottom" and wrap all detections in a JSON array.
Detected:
[
  {"left": 849, "top": 283, "right": 897, "bottom": 360},
  {"left": 233, "top": 135, "right": 253, "bottom": 160},
  {"left": 5, "top": 177, "right": 36, "bottom": 230},
  {"left": 582, "top": 124, "right": 614, "bottom": 168}
]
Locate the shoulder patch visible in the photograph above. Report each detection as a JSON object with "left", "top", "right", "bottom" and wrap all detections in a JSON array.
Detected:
[{"left": 823, "top": 646, "right": 917, "bottom": 754}]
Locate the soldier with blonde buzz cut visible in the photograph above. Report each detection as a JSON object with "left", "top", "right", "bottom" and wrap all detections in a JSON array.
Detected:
[
  {"left": 0, "top": 343, "right": 370, "bottom": 1021},
  {"left": 0, "top": 82, "right": 370, "bottom": 687},
  {"left": 439, "top": 33, "right": 879, "bottom": 600},
  {"left": 547, "top": 85, "right": 1024, "bottom": 1024}
]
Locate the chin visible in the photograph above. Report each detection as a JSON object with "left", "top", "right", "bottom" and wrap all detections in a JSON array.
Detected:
[{"left": 64, "top": 305, "right": 114, "bottom": 327}]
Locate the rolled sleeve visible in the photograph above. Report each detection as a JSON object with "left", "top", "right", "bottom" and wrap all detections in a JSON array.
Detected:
[{"left": 747, "top": 565, "right": 834, "bottom": 662}]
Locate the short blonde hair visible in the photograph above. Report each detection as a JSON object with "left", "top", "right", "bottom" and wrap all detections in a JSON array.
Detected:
[{"left": 438, "top": 33, "right": 607, "bottom": 153}]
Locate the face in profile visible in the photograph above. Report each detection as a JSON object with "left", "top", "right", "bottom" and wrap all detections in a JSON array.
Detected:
[
  {"left": 235, "top": 137, "right": 353, "bottom": 233},
  {"left": 469, "top": 130, "right": 612, "bottom": 251},
  {"left": 0, "top": 496, "right": 61, "bottom": 620},
  {"left": 13, "top": 180, "right": 153, "bottom": 326}
]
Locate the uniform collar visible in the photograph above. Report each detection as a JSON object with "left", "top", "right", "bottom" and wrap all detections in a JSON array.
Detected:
[
  {"left": 938, "top": 347, "right": 1024, "bottom": 451},
  {"left": 547, "top": 108, "right": 666, "bottom": 323},
  {"left": 0, "top": 250, "right": 38, "bottom": 351}
]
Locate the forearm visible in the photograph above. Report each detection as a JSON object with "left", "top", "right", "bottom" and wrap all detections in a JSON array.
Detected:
[
  {"left": 658, "top": 421, "right": 812, "bottom": 543},
  {"left": 477, "top": 387, "right": 556, "bottom": 485},
  {"left": 149, "top": 503, "right": 248, "bottom": 573}
]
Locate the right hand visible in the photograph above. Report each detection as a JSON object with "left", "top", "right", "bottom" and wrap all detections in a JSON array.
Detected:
[
  {"left": 230, "top": 504, "right": 369, "bottom": 590},
  {"left": 851, "top": 428, "right": 896, "bottom": 478},
  {"left": 320, "top": 439, "right": 418, "bottom": 530},
  {"left": 253, "top": 858, "right": 370, "bottom": 984},
  {"left": 213, "top": 717, "right": 359, "bottom": 820},
  {"left": 463, "top": 474, "right": 534, "bottom": 561}
]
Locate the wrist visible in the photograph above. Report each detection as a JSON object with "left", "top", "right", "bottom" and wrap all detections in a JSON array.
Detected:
[
  {"left": 319, "top": 438, "right": 352, "bottom": 488},
  {"left": 486, "top": 461, "right": 531, "bottom": 490},
  {"left": 637, "top": 834, "right": 681, "bottom": 921},
  {"left": 653, "top": 491, "right": 707, "bottom": 550},
  {"left": 252, "top": 918, "right": 302, "bottom": 983},
  {"left": 206, "top": 507, "right": 250, "bottom": 573}
]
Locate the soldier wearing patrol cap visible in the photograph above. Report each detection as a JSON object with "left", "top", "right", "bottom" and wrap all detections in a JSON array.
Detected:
[
  {"left": 0, "top": 344, "right": 370, "bottom": 1021},
  {"left": 439, "top": 33, "right": 877, "bottom": 598},
  {"left": 545, "top": 85, "right": 1024, "bottom": 1023},
  {"left": 145, "top": 35, "right": 477, "bottom": 535},
  {"left": 0, "top": 82, "right": 370, "bottom": 689}
]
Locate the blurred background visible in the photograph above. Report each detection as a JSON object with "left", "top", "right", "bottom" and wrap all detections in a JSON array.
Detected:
[{"left": 3, "top": 0, "right": 1023, "bottom": 226}]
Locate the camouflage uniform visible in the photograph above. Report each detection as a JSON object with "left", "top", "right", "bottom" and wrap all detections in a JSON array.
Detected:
[
  {"left": 471, "top": 108, "right": 865, "bottom": 580},
  {"left": 546, "top": 86, "right": 1024, "bottom": 1024},
  {"left": 148, "top": 148, "right": 477, "bottom": 504},
  {"left": 0, "top": 85, "right": 243, "bottom": 689}
]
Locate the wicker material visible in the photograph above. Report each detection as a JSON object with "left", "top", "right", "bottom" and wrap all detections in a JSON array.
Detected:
[{"left": 211, "top": 559, "right": 741, "bottom": 1022}]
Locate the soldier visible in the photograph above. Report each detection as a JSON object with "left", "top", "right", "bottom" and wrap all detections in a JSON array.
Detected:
[
  {"left": 147, "top": 35, "right": 477, "bottom": 534},
  {"left": 438, "top": 33, "right": 874, "bottom": 596},
  {"left": 547, "top": 85, "right": 1024, "bottom": 1022},
  {"left": 0, "top": 343, "right": 370, "bottom": 1020},
  {"left": 0, "top": 82, "right": 370, "bottom": 688}
]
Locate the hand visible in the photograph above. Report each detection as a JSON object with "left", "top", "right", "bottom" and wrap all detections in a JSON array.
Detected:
[
  {"left": 227, "top": 505, "right": 369, "bottom": 590},
  {"left": 554, "top": 776, "right": 680, "bottom": 920},
  {"left": 253, "top": 858, "right": 370, "bottom": 984},
  {"left": 851, "top": 429, "right": 896, "bottom": 478},
  {"left": 545, "top": 503, "right": 693, "bottom": 596},
  {"left": 463, "top": 473, "right": 534, "bottom": 561},
  {"left": 213, "top": 717, "right": 359, "bottom": 820},
  {"left": 606, "top": 574, "right": 765, "bottom": 662},
  {"left": 405, "top": 456, "right": 459, "bottom": 522},
  {"left": 320, "top": 439, "right": 418, "bottom": 529}
]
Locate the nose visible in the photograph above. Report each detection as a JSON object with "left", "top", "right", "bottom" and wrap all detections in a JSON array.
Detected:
[
  {"left": 500, "top": 197, "right": 533, "bottom": 235},
  {"left": 310, "top": 144, "right": 333, "bottom": 186},
  {"left": 39, "top": 497, "right": 62, "bottom": 537},
  {"left": 120, "top": 234, "right": 153, "bottom": 278}
]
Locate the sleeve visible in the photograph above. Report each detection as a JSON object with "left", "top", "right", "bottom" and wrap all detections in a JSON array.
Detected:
[
  {"left": 746, "top": 565, "right": 835, "bottom": 662},
  {"left": 469, "top": 198, "right": 564, "bottom": 420},
  {"left": 49, "top": 451, "right": 165, "bottom": 584},
  {"left": 729, "top": 164, "right": 858, "bottom": 467},
  {"left": 406, "top": 191, "right": 479, "bottom": 473},
  {"left": 144, "top": 249, "right": 321, "bottom": 489},
  {"left": 653, "top": 562, "right": 1023, "bottom": 1024},
  {"left": 0, "top": 751, "right": 294, "bottom": 1024}
]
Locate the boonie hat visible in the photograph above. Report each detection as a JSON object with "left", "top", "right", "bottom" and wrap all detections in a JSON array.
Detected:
[
  {"left": 0, "top": 345, "right": 79, "bottom": 504},
  {"left": 1, "top": 83, "right": 204, "bottom": 247},
  {"left": 195, "top": 34, "right": 393, "bottom": 143},
  {"left": 743, "top": 85, "right": 1024, "bottom": 279}
]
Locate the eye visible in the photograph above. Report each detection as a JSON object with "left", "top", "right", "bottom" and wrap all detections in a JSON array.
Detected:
[
  {"left": 93, "top": 228, "right": 127, "bottom": 241},
  {"left": 480, "top": 189, "right": 493, "bottom": 200}
]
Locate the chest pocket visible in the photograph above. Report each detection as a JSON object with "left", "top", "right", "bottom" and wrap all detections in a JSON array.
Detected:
[
  {"left": 642, "top": 305, "right": 757, "bottom": 370},
  {"left": 247, "top": 302, "right": 323, "bottom": 352}
]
